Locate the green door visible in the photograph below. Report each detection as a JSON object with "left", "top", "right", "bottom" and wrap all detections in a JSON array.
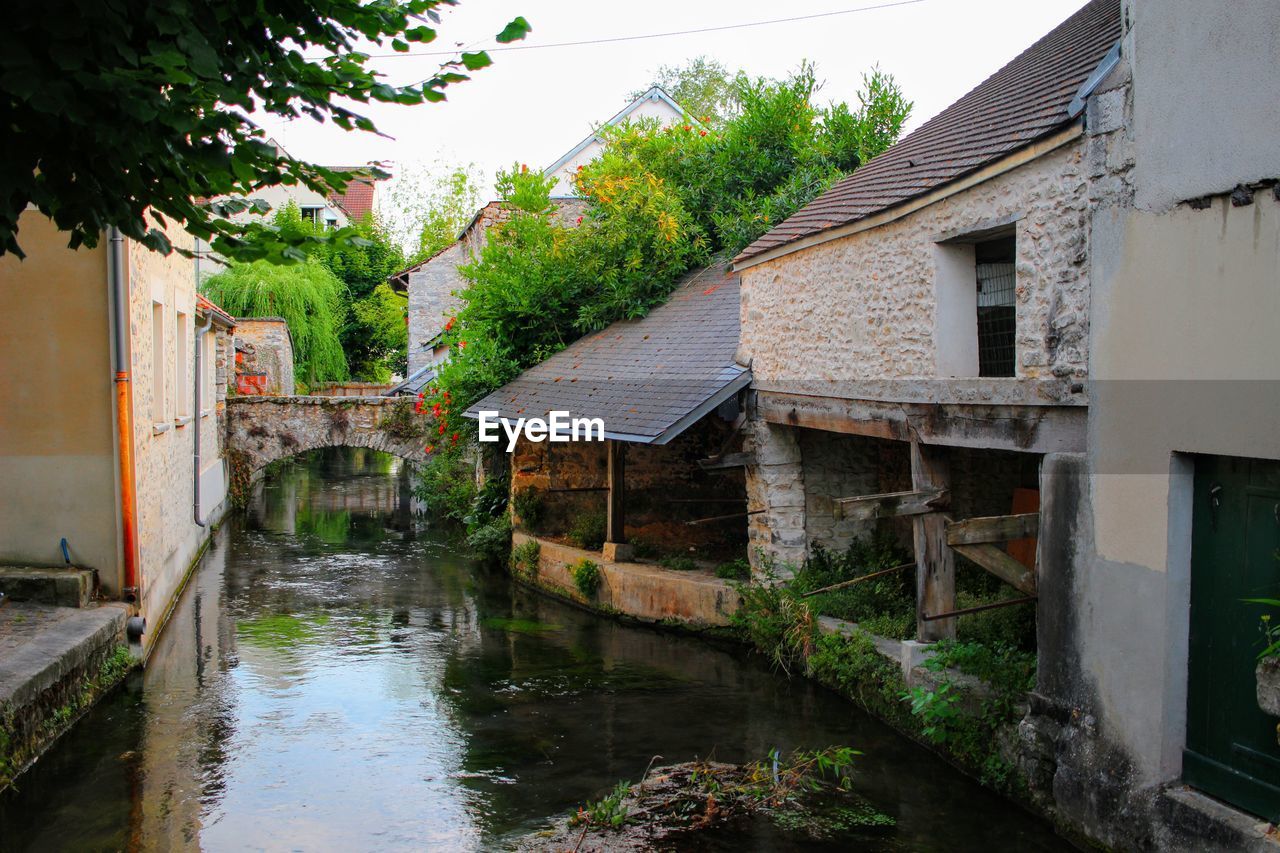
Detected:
[{"left": 1186, "top": 454, "right": 1280, "bottom": 820}]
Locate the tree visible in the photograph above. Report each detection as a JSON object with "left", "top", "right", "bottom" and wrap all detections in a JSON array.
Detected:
[
  {"left": 631, "top": 56, "right": 744, "bottom": 125},
  {"left": 0, "top": 1, "right": 529, "bottom": 260},
  {"left": 202, "top": 259, "right": 350, "bottom": 387},
  {"left": 383, "top": 161, "right": 485, "bottom": 264}
]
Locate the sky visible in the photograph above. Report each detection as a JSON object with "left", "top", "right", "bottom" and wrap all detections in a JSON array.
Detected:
[{"left": 259, "top": 0, "right": 1089, "bottom": 222}]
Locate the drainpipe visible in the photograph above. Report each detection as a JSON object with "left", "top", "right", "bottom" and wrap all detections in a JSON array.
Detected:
[
  {"left": 193, "top": 312, "right": 212, "bottom": 526},
  {"left": 108, "top": 227, "right": 140, "bottom": 603}
]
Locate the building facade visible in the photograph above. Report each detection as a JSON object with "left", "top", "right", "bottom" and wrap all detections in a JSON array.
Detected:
[
  {"left": 0, "top": 211, "right": 236, "bottom": 654},
  {"left": 733, "top": 0, "right": 1279, "bottom": 846}
]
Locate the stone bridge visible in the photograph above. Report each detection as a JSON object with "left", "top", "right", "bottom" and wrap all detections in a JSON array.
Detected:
[{"left": 225, "top": 396, "right": 430, "bottom": 497}]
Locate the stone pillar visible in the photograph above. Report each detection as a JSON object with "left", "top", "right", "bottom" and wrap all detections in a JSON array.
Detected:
[{"left": 744, "top": 418, "right": 807, "bottom": 576}]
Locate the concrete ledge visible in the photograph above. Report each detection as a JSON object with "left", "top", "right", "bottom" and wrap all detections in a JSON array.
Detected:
[
  {"left": 515, "top": 532, "right": 741, "bottom": 628},
  {"left": 0, "top": 567, "right": 95, "bottom": 608}
]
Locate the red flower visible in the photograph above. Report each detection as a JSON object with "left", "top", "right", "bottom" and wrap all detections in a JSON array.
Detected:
[
  {"left": 575, "top": 216, "right": 583, "bottom": 225},
  {"left": 682, "top": 124, "right": 691, "bottom": 132},
  {"left": 451, "top": 432, "right": 459, "bottom": 444},
  {"left": 699, "top": 130, "right": 708, "bottom": 137},
  {"left": 438, "top": 423, "right": 446, "bottom": 435},
  {"left": 520, "top": 163, "right": 528, "bottom": 173},
  {"left": 458, "top": 340, "right": 466, "bottom": 350},
  {"left": 444, "top": 317, "right": 455, "bottom": 332},
  {"left": 425, "top": 444, "right": 434, "bottom": 453}
]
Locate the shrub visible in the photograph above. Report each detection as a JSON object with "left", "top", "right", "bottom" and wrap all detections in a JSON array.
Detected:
[
  {"left": 466, "top": 515, "right": 511, "bottom": 563},
  {"left": 510, "top": 540, "right": 541, "bottom": 578},
  {"left": 569, "top": 511, "right": 607, "bottom": 551},
  {"left": 629, "top": 538, "right": 659, "bottom": 559},
  {"left": 571, "top": 559, "right": 602, "bottom": 598},
  {"left": 659, "top": 555, "right": 698, "bottom": 572},
  {"left": 512, "top": 488, "right": 544, "bottom": 530},
  {"left": 715, "top": 558, "right": 751, "bottom": 581},
  {"left": 378, "top": 399, "right": 426, "bottom": 441},
  {"left": 413, "top": 445, "right": 476, "bottom": 524}
]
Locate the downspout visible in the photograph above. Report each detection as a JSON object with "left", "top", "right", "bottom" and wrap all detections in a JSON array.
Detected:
[
  {"left": 193, "top": 312, "right": 212, "bottom": 526},
  {"left": 108, "top": 227, "right": 140, "bottom": 603}
]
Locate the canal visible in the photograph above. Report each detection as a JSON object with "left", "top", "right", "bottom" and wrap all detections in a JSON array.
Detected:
[{"left": 0, "top": 449, "right": 1071, "bottom": 851}]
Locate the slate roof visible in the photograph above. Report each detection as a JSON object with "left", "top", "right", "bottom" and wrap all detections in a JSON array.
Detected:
[
  {"left": 463, "top": 263, "right": 748, "bottom": 444},
  {"left": 734, "top": 0, "right": 1122, "bottom": 266}
]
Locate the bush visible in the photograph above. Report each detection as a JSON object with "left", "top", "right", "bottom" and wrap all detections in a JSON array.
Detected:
[
  {"left": 790, "top": 537, "right": 915, "bottom": 639},
  {"left": 512, "top": 488, "right": 544, "bottom": 530},
  {"left": 659, "top": 555, "right": 698, "bottom": 572},
  {"left": 715, "top": 558, "right": 751, "bottom": 581},
  {"left": 569, "top": 511, "right": 607, "bottom": 551},
  {"left": 571, "top": 559, "right": 602, "bottom": 598},
  {"left": 629, "top": 538, "right": 659, "bottom": 559},
  {"left": 467, "top": 516, "right": 511, "bottom": 563},
  {"left": 510, "top": 540, "right": 541, "bottom": 578}
]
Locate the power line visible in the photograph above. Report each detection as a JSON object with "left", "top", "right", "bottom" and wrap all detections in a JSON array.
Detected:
[{"left": 375, "top": 0, "right": 927, "bottom": 61}]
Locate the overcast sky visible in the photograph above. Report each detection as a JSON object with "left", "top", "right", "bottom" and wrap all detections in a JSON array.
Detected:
[{"left": 261, "top": 0, "right": 1088, "bottom": 204}]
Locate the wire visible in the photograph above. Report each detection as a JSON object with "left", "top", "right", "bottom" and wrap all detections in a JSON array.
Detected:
[{"left": 374, "top": 0, "right": 928, "bottom": 60}]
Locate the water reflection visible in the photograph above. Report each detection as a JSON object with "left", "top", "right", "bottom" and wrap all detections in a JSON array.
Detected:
[{"left": 0, "top": 449, "right": 1071, "bottom": 851}]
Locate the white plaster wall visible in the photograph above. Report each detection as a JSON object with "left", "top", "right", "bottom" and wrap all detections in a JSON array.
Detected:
[
  {"left": 548, "top": 96, "right": 686, "bottom": 196},
  {"left": 1129, "top": 0, "right": 1280, "bottom": 211}
]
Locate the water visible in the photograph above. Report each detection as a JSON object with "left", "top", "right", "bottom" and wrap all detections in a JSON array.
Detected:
[{"left": 0, "top": 449, "right": 1072, "bottom": 851}]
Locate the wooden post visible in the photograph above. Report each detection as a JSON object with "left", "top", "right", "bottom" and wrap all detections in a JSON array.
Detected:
[
  {"left": 911, "top": 439, "right": 955, "bottom": 641},
  {"left": 606, "top": 439, "right": 627, "bottom": 546}
]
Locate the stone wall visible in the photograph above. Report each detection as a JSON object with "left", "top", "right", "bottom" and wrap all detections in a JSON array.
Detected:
[
  {"left": 233, "top": 318, "right": 294, "bottom": 395},
  {"left": 225, "top": 396, "right": 430, "bottom": 481},
  {"left": 510, "top": 414, "right": 746, "bottom": 559}
]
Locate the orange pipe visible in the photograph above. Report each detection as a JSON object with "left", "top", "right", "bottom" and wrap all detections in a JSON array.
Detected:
[
  {"left": 115, "top": 371, "right": 140, "bottom": 601},
  {"left": 109, "top": 228, "right": 141, "bottom": 603}
]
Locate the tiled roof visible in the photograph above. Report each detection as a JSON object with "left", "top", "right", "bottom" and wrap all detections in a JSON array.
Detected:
[
  {"left": 325, "top": 167, "right": 380, "bottom": 222},
  {"left": 196, "top": 294, "right": 236, "bottom": 327},
  {"left": 734, "top": 0, "right": 1121, "bottom": 266},
  {"left": 464, "top": 263, "right": 748, "bottom": 444}
]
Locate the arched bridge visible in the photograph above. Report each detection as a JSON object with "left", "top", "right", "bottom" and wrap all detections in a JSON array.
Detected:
[{"left": 226, "top": 396, "right": 430, "bottom": 496}]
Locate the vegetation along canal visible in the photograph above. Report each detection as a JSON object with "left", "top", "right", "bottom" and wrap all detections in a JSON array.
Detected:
[{"left": 0, "top": 449, "right": 1071, "bottom": 851}]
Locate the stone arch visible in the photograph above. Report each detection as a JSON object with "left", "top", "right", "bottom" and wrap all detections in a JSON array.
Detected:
[{"left": 225, "top": 396, "right": 431, "bottom": 503}]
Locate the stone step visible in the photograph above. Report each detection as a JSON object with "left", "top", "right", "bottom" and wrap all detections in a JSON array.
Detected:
[{"left": 0, "top": 568, "right": 96, "bottom": 608}]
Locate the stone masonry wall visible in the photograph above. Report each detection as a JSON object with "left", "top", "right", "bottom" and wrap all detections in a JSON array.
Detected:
[
  {"left": 740, "top": 140, "right": 1094, "bottom": 395},
  {"left": 234, "top": 318, "right": 294, "bottom": 395}
]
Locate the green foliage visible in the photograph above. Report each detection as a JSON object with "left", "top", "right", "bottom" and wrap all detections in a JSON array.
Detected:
[
  {"left": 0, "top": 0, "right": 529, "bottom": 260},
  {"left": 388, "top": 162, "right": 485, "bottom": 265},
  {"left": 1246, "top": 597, "right": 1280, "bottom": 660},
  {"left": 379, "top": 399, "right": 426, "bottom": 441},
  {"left": 571, "top": 559, "right": 602, "bottom": 598},
  {"left": 570, "top": 780, "right": 631, "bottom": 829},
  {"left": 201, "top": 256, "right": 349, "bottom": 385},
  {"left": 715, "top": 558, "right": 751, "bottom": 581},
  {"left": 412, "top": 443, "right": 476, "bottom": 523},
  {"left": 901, "top": 681, "right": 962, "bottom": 743},
  {"left": 510, "top": 540, "right": 541, "bottom": 578},
  {"left": 659, "top": 555, "right": 698, "bottom": 572},
  {"left": 629, "top": 538, "right": 660, "bottom": 560},
  {"left": 632, "top": 55, "right": 744, "bottom": 125},
  {"left": 924, "top": 640, "right": 1037, "bottom": 702},
  {"left": 466, "top": 515, "right": 511, "bottom": 563},
  {"left": 569, "top": 512, "right": 607, "bottom": 552},
  {"left": 511, "top": 489, "right": 544, "bottom": 531},
  {"left": 789, "top": 537, "right": 915, "bottom": 639},
  {"left": 426, "top": 63, "right": 911, "bottom": 423}
]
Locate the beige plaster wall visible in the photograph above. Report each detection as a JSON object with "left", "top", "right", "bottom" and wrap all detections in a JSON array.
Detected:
[{"left": 0, "top": 212, "right": 119, "bottom": 576}]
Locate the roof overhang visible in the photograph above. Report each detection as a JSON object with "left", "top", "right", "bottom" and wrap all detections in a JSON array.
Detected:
[
  {"left": 731, "top": 122, "right": 1084, "bottom": 273},
  {"left": 463, "top": 369, "right": 750, "bottom": 446}
]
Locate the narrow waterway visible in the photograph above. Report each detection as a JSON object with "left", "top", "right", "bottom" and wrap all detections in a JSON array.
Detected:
[{"left": 0, "top": 449, "right": 1071, "bottom": 851}]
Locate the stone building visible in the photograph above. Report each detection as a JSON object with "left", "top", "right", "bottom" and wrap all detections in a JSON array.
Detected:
[
  {"left": 0, "top": 213, "right": 236, "bottom": 654},
  {"left": 732, "top": 0, "right": 1279, "bottom": 846},
  {"left": 233, "top": 317, "right": 295, "bottom": 395}
]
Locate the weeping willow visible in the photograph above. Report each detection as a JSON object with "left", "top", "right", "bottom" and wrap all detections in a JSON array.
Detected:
[{"left": 202, "top": 258, "right": 349, "bottom": 387}]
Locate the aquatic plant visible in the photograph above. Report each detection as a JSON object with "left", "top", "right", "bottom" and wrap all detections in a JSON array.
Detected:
[{"left": 569, "top": 780, "right": 631, "bottom": 829}]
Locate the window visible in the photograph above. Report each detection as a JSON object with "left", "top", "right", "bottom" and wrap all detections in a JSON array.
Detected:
[
  {"left": 202, "top": 333, "right": 216, "bottom": 414},
  {"left": 975, "top": 236, "right": 1016, "bottom": 377},
  {"left": 175, "top": 311, "right": 190, "bottom": 418},
  {"left": 151, "top": 302, "right": 166, "bottom": 423}
]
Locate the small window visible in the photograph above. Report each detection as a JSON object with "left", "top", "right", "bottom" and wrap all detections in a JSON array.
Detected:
[
  {"left": 175, "top": 311, "right": 190, "bottom": 418},
  {"left": 151, "top": 302, "right": 166, "bottom": 423},
  {"left": 975, "top": 237, "right": 1016, "bottom": 377}
]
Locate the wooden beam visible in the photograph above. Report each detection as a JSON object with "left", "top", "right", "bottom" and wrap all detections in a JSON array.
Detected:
[
  {"left": 911, "top": 440, "right": 955, "bottom": 642},
  {"left": 951, "top": 543, "right": 1038, "bottom": 596},
  {"left": 833, "top": 488, "right": 949, "bottom": 521},
  {"left": 800, "top": 563, "right": 915, "bottom": 597},
  {"left": 945, "top": 512, "right": 1040, "bottom": 546},
  {"left": 697, "top": 451, "right": 756, "bottom": 471},
  {"left": 606, "top": 440, "right": 626, "bottom": 544},
  {"left": 756, "top": 390, "right": 1086, "bottom": 454}
]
